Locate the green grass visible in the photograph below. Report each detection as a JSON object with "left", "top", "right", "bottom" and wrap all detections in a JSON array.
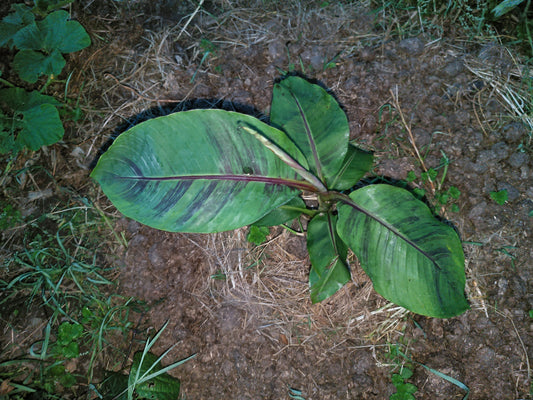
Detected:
[
  {"left": 0, "top": 197, "right": 144, "bottom": 398},
  {"left": 371, "top": 0, "right": 533, "bottom": 56}
]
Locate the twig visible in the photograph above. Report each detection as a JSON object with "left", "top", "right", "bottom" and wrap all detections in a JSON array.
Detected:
[
  {"left": 104, "top": 72, "right": 177, "bottom": 103},
  {"left": 176, "top": 0, "right": 205, "bottom": 41},
  {"left": 389, "top": 86, "right": 435, "bottom": 194}
]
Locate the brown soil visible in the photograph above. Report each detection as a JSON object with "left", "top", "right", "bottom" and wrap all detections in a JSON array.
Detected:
[{"left": 3, "top": 0, "right": 532, "bottom": 399}]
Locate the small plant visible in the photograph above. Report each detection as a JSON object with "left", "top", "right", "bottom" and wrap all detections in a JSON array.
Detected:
[
  {"left": 490, "top": 189, "right": 508, "bottom": 205},
  {"left": 0, "top": 0, "right": 91, "bottom": 154},
  {"left": 100, "top": 321, "right": 195, "bottom": 400},
  {"left": 0, "top": 202, "right": 140, "bottom": 396},
  {"left": 386, "top": 342, "right": 417, "bottom": 400},
  {"left": 91, "top": 76, "right": 469, "bottom": 318},
  {"left": 405, "top": 152, "right": 462, "bottom": 214}
]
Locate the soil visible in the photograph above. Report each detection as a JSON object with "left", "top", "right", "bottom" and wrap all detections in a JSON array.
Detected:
[{"left": 3, "top": 0, "right": 532, "bottom": 399}]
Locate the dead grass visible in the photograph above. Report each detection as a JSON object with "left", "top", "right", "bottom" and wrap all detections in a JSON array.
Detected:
[
  {"left": 464, "top": 43, "right": 533, "bottom": 140},
  {"left": 187, "top": 226, "right": 408, "bottom": 354}
]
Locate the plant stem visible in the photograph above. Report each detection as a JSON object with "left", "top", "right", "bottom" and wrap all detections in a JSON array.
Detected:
[
  {"left": 40, "top": 75, "right": 55, "bottom": 93},
  {"left": 279, "top": 204, "right": 317, "bottom": 217},
  {"left": 0, "top": 77, "right": 15, "bottom": 88}
]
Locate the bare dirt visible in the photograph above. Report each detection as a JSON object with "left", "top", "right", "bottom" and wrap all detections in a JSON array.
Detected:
[{"left": 7, "top": 0, "right": 533, "bottom": 399}]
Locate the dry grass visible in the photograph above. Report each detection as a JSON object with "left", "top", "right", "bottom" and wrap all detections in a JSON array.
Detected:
[
  {"left": 76, "top": 0, "right": 380, "bottom": 164},
  {"left": 187, "top": 226, "right": 408, "bottom": 353},
  {"left": 464, "top": 44, "right": 533, "bottom": 139}
]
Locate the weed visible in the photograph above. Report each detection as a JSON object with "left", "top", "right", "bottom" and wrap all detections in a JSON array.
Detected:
[
  {"left": 99, "top": 321, "right": 195, "bottom": 400},
  {"left": 190, "top": 38, "right": 217, "bottom": 83},
  {"left": 0, "top": 201, "right": 22, "bottom": 229},
  {"left": 385, "top": 341, "right": 418, "bottom": 400},
  {"left": 0, "top": 199, "right": 141, "bottom": 396},
  {"left": 0, "top": 0, "right": 91, "bottom": 155},
  {"left": 490, "top": 189, "right": 508, "bottom": 205},
  {"left": 371, "top": 0, "right": 533, "bottom": 56},
  {"left": 247, "top": 225, "right": 270, "bottom": 245},
  {"left": 386, "top": 334, "right": 470, "bottom": 400}
]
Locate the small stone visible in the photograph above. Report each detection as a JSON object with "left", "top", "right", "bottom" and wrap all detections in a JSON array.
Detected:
[
  {"left": 468, "top": 201, "right": 487, "bottom": 218},
  {"left": 268, "top": 39, "right": 286, "bottom": 60},
  {"left": 497, "top": 277, "right": 508, "bottom": 297},
  {"left": 300, "top": 47, "right": 324, "bottom": 70},
  {"left": 148, "top": 243, "right": 164, "bottom": 267},
  {"left": 508, "top": 152, "right": 529, "bottom": 168},
  {"left": 502, "top": 122, "right": 528, "bottom": 143},
  {"left": 491, "top": 142, "right": 510, "bottom": 161},
  {"left": 398, "top": 37, "right": 425, "bottom": 55},
  {"left": 476, "top": 149, "right": 498, "bottom": 170},
  {"left": 443, "top": 59, "right": 464, "bottom": 77}
]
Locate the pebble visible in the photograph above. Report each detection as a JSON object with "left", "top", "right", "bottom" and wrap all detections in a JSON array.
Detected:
[
  {"left": 268, "top": 39, "right": 285, "bottom": 60},
  {"left": 398, "top": 37, "right": 425, "bottom": 55},
  {"left": 502, "top": 122, "right": 528, "bottom": 143},
  {"left": 491, "top": 141, "right": 510, "bottom": 161},
  {"left": 507, "top": 152, "right": 529, "bottom": 168},
  {"left": 443, "top": 59, "right": 464, "bottom": 77},
  {"left": 468, "top": 201, "right": 487, "bottom": 218}
]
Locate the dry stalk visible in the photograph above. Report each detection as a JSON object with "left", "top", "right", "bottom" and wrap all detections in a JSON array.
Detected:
[{"left": 389, "top": 86, "right": 436, "bottom": 194}]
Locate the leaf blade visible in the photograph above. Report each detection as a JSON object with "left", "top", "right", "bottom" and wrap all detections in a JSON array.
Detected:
[
  {"left": 329, "top": 144, "right": 373, "bottom": 191},
  {"left": 270, "top": 76, "right": 349, "bottom": 185},
  {"left": 91, "top": 110, "right": 308, "bottom": 233},
  {"left": 336, "top": 185, "right": 469, "bottom": 318},
  {"left": 308, "top": 213, "right": 350, "bottom": 303}
]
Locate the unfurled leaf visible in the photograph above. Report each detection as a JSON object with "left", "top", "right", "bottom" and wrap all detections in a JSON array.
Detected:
[
  {"left": 12, "top": 21, "right": 42, "bottom": 50},
  {"left": 38, "top": 10, "right": 91, "bottom": 53},
  {"left": 0, "top": 4, "right": 35, "bottom": 48},
  {"left": 329, "top": 144, "right": 373, "bottom": 190},
  {"left": 0, "top": 87, "right": 60, "bottom": 110},
  {"left": 13, "top": 48, "right": 66, "bottom": 82},
  {"left": 129, "top": 352, "right": 180, "bottom": 400},
  {"left": 252, "top": 196, "right": 306, "bottom": 227},
  {"left": 0, "top": 88, "right": 64, "bottom": 153},
  {"left": 247, "top": 225, "right": 270, "bottom": 245},
  {"left": 91, "top": 110, "right": 313, "bottom": 233},
  {"left": 6, "top": 9, "right": 90, "bottom": 82},
  {"left": 337, "top": 184, "right": 469, "bottom": 318},
  {"left": 308, "top": 213, "right": 350, "bottom": 303},
  {"left": 270, "top": 76, "right": 349, "bottom": 186}
]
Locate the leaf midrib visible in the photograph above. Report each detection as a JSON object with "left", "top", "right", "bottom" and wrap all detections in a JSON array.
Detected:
[
  {"left": 115, "top": 174, "right": 315, "bottom": 191},
  {"left": 289, "top": 91, "right": 323, "bottom": 182},
  {"left": 337, "top": 193, "right": 442, "bottom": 272}
]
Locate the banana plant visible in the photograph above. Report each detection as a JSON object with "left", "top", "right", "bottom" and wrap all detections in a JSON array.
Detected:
[{"left": 91, "top": 76, "right": 469, "bottom": 318}]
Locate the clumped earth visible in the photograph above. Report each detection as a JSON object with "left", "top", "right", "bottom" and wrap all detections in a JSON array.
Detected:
[{"left": 5, "top": 0, "right": 533, "bottom": 399}]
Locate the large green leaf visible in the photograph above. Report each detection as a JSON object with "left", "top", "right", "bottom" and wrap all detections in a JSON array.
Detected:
[
  {"left": 329, "top": 143, "right": 374, "bottom": 191},
  {"left": 270, "top": 76, "right": 349, "bottom": 186},
  {"left": 38, "top": 10, "right": 91, "bottom": 53},
  {"left": 308, "top": 213, "right": 350, "bottom": 303},
  {"left": 91, "top": 110, "right": 314, "bottom": 233},
  {"left": 336, "top": 185, "right": 469, "bottom": 318},
  {"left": 12, "top": 10, "right": 90, "bottom": 53}
]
